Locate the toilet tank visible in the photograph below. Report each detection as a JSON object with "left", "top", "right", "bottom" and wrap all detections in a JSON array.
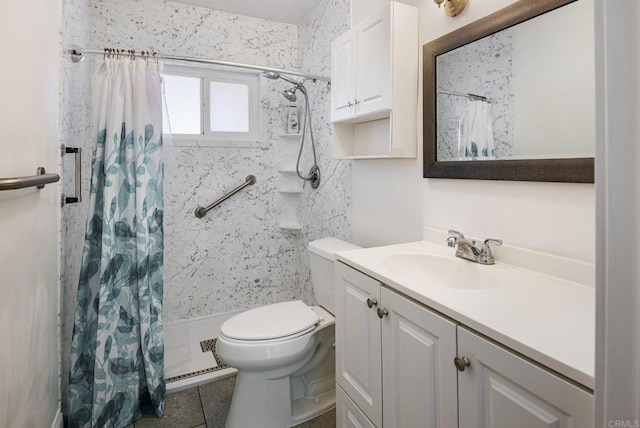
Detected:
[{"left": 308, "top": 238, "right": 361, "bottom": 315}]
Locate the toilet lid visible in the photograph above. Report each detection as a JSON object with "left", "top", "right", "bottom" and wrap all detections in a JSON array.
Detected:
[{"left": 220, "top": 300, "right": 320, "bottom": 341}]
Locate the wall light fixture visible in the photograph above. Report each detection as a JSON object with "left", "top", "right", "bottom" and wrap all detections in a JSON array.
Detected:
[{"left": 433, "top": 0, "right": 467, "bottom": 17}]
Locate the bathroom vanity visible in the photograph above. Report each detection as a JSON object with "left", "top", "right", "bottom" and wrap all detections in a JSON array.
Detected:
[{"left": 334, "top": 233, "right": 594, "bottom": 428}]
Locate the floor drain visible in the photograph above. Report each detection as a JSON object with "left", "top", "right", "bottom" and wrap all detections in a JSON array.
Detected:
[{"left": 166, "top": 338, "right": 230, "bottom": 383}]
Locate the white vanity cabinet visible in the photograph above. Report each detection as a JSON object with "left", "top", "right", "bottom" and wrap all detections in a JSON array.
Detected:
[
  {"left": 335, "top": 262, "right": 458, "bottom": 428},
  {"left": 457, "top": 327, "right": 594, "bottom": 428},
  {"left": 330, "top": 1, "right": 418, "bottom": 158},
  {"left": 335, "top": 262, "right": 594, "bottom": 428}
]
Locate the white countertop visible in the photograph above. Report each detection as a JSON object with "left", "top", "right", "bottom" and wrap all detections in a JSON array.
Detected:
[{"left": 336, "top": 240, "right": 595, "bottom": 390}]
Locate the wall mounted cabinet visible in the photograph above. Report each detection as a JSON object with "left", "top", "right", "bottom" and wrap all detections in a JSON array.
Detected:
[
  {"left": 331, "top": 1, "right": 418, "bottom": 159},
  {"left": 335, "top": 262, "right": 594, "bottom": 428},
  {"left": 331, "top": 6, "right": 390, "bottom": 123}
]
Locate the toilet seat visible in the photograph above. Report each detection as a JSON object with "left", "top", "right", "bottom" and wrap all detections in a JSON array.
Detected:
[
  {"left": 220, "top": 300, "right": 320, "bottom": 341},
  {"left": 216, "top": 306, "right": 334, "bottom": 370}
]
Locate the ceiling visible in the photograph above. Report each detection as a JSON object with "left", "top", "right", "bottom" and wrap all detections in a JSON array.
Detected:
[{"left": 170, "top": 0, "right": 324, "bottom": 25}]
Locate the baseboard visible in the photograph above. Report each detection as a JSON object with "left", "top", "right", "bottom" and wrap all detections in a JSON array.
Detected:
[{"left": 51, "top": 409, "right": 63, "bottom": 428}]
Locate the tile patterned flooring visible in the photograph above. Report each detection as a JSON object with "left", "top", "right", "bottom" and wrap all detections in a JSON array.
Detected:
[{"left": 130, "top": 375, "right": 336, "bottom": 428}]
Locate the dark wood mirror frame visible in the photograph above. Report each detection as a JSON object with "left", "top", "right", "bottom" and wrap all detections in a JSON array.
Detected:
[{"left": 423, "top": 0, "right": 594, "bottom": 183}]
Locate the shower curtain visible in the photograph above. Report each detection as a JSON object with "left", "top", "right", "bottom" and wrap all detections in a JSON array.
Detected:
[
  {"left": 67, "top": 58, "right": 165, "bottom": 427},
  {"left": 457, "top": 100, "right": 495, "bottom": 160}
]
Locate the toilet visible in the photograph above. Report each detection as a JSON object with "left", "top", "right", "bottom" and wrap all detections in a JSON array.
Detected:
[{"left": 216, "top": 238, "right": 361, "bottom": 428}]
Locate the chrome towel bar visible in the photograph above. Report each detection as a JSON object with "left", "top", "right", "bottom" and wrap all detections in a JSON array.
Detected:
[
  {"left": 0, "top": 167, "right": 60, "bottom": 191},
  {"left": 195, "top": 175, "right": 256, "bottom": 219}
]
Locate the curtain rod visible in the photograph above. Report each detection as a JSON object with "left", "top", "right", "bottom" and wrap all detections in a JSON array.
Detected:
[
  {"left": 68, "top": 47, "right": 331, "bottom": 83},
  {"left": 438, "top": 88, "right": 489, "bottom": 103}
]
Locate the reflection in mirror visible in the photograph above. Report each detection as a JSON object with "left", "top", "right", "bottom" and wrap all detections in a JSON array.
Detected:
[
  {"left": 436, "top": 0, "right": 595, "bottom": 162},
  {"left": 423, "top": 0, "right": 595, "bottom": 182}
]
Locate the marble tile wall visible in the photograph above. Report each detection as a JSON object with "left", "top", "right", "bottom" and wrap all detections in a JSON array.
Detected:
[
  {"left": 60, "top": 0, "right": 93, "bottom": 412},
  {"left": 436, "top": 29, "right": 514, "bottom": 160},
  {"left": 295, "top": 0, "right": 352, "bottom": 303},
  {"left": 90, "top": 0, "right": 301, "bottom": 318}
]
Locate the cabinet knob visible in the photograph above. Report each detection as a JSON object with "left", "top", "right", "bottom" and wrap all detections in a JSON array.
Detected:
[
  {"left": 347, "top": 101, "right": 353, "bottom": 107},
  {"left": 377, "top": 308, "right": 389, "bottom": 319},
  {"left": 454, "top": 356, "right": 471, "bottom": 372},
  {"left": 366, "top": 298, "right": 378, "bottom": 308},
  {"left": 354, "top": 100, "right": 360, "bottom": 105}
]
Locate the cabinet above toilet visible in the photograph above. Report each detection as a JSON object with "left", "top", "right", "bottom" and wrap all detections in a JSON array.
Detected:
[{"left": 330, "top": 1, "right": 418, "bottom": 159}]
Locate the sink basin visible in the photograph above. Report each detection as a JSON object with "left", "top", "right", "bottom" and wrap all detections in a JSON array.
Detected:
[{"left": 380, "top": 253, "right": 497, "bottom": 290}]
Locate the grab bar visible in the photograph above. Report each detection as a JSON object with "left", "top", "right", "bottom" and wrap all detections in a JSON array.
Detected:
[
  {"left": 0, "top": 167, "right": 60, "bottom": 191},
  {"left": 195, "top": 175, "right": 256, "bottom": 218},
  {"left": 62, "top": 146, "right": 82, "bottom": 205}
]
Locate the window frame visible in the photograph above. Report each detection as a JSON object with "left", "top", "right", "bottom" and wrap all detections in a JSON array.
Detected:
[{"left": 162, "top": 64, "right": 261, "bottom": 147}]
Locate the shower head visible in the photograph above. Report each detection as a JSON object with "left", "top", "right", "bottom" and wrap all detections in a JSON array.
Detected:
[
  {"left": 262, "top": 71, "right": 281, "bottom": 80},
  {"left": 262, "top": 71, "right": 309, "bottom": 102},
  {"left": 283, "top": 88, "right": 297, "bottom": 102},
  {"left": 283, "top": 81, "right": 310, "bottom": 102},
  {"left": 261, "top": 70, "right": 302, "bottom": 86}
]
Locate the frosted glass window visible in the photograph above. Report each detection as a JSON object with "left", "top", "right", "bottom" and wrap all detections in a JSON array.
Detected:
[
  {"left": 163, "top": 74, "right": 201, "bottom": 134},
  {"left": 209, "top": 81, "right": 250, "bottom": 133},
  {"left": 162, "top": 64, "right": 259, "bottom": 144}
]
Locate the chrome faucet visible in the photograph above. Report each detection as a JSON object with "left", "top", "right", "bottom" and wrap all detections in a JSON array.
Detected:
[{"left": 446, "top": 230, "right": 503, "bottom": 265}]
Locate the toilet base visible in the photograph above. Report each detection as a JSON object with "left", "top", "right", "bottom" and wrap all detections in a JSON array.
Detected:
[
  {"left": 225, "top": 373, "right": 336, "bottom": 428},
  {"left": 224, "top": 345, "right": 336, "bottom": 428}
]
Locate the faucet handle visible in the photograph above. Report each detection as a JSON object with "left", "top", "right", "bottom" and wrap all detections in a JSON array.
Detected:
[
  {"left": 448, "top": 229, "right": 464, "bottom": 238},
  {"left": 447, "top": 230, "right": 464, "bottom": 247},
  {"left": 480, "top": 238, "right": 503, "bottom": 261},
  {"left": 483, "top": 238, "right": 503, "bottom": 247}
]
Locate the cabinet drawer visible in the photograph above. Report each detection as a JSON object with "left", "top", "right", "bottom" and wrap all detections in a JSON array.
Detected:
[{"left": 336, "top": 384, "right": 377, "bottom": 428}]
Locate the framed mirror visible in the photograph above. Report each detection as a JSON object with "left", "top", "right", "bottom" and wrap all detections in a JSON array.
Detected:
[{"left": 423, "top": 0, "right": 594, "bottom": 182}]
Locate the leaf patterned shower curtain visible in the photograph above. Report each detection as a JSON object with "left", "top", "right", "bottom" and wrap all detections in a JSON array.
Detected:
[{"left": 67, "top": 58, "right": 165, "bottom": 427}]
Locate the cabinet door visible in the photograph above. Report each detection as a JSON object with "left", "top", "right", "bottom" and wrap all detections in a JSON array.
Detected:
[
  {"left": 331, "top": 29, "right": 356, "bottom": 122},
  {"left": 457, "top": 327, "right": 594, "bottom": 428},
  {"left": 337, "top": 384, "right": 377, "bottom": 428},
  {"left": 355, "top": 4, "right": 391, "bottom": 117},
  {"left": 381, "top": 288, "right": 458, "bottom": 428},
  {"left": 335, "top": 262, "right": 383, "bottom": 427}
]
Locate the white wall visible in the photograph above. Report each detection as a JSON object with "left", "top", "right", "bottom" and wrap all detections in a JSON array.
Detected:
[
  {"left": 351, "top": 159, "right": 423, "bottom": 247},
  {"left": 351, "top": 0, "right": 595, "bottom": 263},
  {"left": 0, "top": 0, "right": 62, "bottom": 426}
]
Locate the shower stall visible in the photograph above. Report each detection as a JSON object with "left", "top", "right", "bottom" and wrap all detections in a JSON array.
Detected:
[{"left": 60, "top": 0, "right": 351, "bottom": 412}]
